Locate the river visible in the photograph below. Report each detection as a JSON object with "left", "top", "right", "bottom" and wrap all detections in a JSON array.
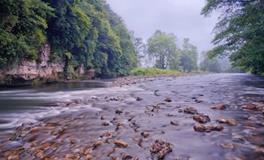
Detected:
[
  {"left": 0, "top": 81, "right": 110, "bottom": 134},
  {"left": 0, "top": 73, "right": 263, "bottom": 160}
]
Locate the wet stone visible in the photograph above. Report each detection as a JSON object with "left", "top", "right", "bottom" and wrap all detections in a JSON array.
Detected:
[
  {"left": 194, "top": 99, "right": 203, "bottom": 103},
  {"left": 193, "top": 124, "right": 207, "bottom": 132},
  {"left": 64, "top": 153, "right": 80, "bottom": 160},
  {"left": 184, "top": 107, "right": 198, "bottom": 114},
  {"left": 220, "top": 143, "right": 235, "bottom": 150},
  {"left": 154, "top": 90, "right": 160, "bottom": 96},
  {"left": 136, "top": 97, "right": 143, "bottom": 101},
  {"left": 150, "top": 140, "right": 172, "bottom": 160},
  {"left": 211, "top": 103, "right": 227, "bottom": 110},
  {"left": 92, "top": 140, "right": 104, "bottom": 149},
  {"left": 217, "top": 118, "right": 237, "bottom": 126},
  {"left": 246, "top": 135, "right": 264, "bottom": 146},
  {"left": 100, "top": 131, "right": 113, "bottom": 139},
  {"left": 114, "top": 140, "right": 128, "bottom": 148},
  {"left": 141, "top": 132, "right": 150, "bottom": 138},
  {"left": 102, "top": 121, "right": 110, "bottom": 126},
  {"left": 208, "top": 125, "right": 224, "bottom": 132},
  {"left": 164, "top": 98, "right": 172, "bottom": 102},
  {"left": 167, "top": 113, "right": 176, "bottom": 117},
  {"left": 170, "top": 120, "right": 179, "bottom": 126},
  {"left": 243, "top": 103, "right": 258, "bottom": 111},
  {"left": 122, "top": 154, "right": 139, "bottom": 160},
  {"left": 194, "top": 124, "right": 224, "bottom": 132},
  {"left": 109, "top": 97, "right": 120, "bottom": 101},
  {"left": 115, "top": 109, "right": 123, "bottom": 115},
  {"left": 193, "top": 114, "right": 210, "bottom": 124}
]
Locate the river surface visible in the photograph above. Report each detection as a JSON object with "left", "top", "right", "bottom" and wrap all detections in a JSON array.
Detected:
[
  {"left": 0, "top": 81, "right": 110, "bottom": 133},
  {"left": 0, "top": 73, "right": 263, "bottom": 160}
]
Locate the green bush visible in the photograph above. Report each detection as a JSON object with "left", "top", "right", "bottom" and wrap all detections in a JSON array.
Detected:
[{"left": 130, "top": 68, "right": 180, "bottom": 76}]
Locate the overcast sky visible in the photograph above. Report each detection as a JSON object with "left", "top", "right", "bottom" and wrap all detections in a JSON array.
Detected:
[{"left": 106, "top": 0, "right": 218, "bottom": 52}]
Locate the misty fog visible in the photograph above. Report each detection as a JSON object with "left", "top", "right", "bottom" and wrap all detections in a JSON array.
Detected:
[{"left": 107, "top": 0, "right": 218, "bottom": 52}]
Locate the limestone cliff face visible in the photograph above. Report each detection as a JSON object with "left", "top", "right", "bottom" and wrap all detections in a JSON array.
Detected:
[{"left": 0, "top": 44, "right": 64, "bottom": 85}]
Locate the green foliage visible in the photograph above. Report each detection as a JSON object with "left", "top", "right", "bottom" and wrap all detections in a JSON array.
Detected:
[
  {"left": 147, "top": 30, "right": 179, "bottom": 69},
  {"left": 146, "top": 30, "right": 198, "bottom": 72},
  {"left": 0, "top": 0, "right": 136, "bottom": 78},
  {"left": 0, "top": 0, "right": 53, "bottom": 68},
  {"left": 202, "top": 0, "right": 264, "bottom": 74},
  {"left": 130, "top": 68, "right": 180, "bottom": 76}
]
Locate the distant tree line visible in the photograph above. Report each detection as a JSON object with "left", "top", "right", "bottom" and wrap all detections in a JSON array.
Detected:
[
  {"left": 134, "top": 30, "right": 198, "bottom": 72},
  {"left": 0, "top": 0, "right": 136, "bottom": 78}
]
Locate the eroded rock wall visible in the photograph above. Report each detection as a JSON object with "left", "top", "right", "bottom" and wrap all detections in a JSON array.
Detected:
[{"left": 0, "top": 44, "right": 64, "bottom": 85}]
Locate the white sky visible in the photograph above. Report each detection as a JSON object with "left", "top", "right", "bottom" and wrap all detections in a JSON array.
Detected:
[{"left": 106, "top": 0, "right": 218, "bottom": 52}]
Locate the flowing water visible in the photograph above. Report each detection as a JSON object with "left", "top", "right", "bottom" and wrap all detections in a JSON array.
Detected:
[
  {"left": 0, "top": 81, "right": 110, "bottom": 134},
  {"left": 0, "top": 73, "right": 263, "bottom": 160}
]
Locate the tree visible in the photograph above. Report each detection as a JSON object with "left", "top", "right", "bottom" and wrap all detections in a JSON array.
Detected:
[
  {"left": 202, "top": 0, "right": 264, "bottom": 75},
  {"left": 147, "top": 30, "right": 179, "bottom": 69},
  {"left": 179, "top": 38, "right": 198, "bottom": 72}
]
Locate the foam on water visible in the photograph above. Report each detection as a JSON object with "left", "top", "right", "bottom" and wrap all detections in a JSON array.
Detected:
[
  {"left": 0, "top": 104, "right": 102, "bottom": 131},
  {"left": 0, "top": 83, "right": 124, "bottom": 133},
  {"left": 0, "top": 83, "right": 142, "bottom": 133}
]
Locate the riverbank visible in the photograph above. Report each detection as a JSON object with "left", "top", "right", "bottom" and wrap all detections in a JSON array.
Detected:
[{"left": 0, "top": 73, "right": 264, "bottom": 159}]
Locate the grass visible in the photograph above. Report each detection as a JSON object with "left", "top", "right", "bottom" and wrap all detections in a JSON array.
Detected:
[{"left": 130, "top": 67, "right": 181, "bottom": 76}]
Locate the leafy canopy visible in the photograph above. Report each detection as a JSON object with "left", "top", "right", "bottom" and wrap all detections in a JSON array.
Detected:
[{"left": 202, "top": 0, "right": 264, "bottom": 74}]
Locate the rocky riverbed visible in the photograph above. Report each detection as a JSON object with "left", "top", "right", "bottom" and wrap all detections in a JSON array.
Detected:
[{"left": 0, "top": 73, "right": 264, "bottom": 160}]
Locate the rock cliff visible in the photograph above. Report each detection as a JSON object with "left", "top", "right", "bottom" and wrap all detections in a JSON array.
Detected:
[{"left": 0, "top": 44, "right": 64, "bottom": 86}]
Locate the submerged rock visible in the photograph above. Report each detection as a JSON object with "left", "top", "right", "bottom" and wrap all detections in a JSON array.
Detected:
[
  {"left": 141, "top": 132, "right": 150, "bottom": 138},
  {"left": 150, "top": 140, "right": 172, "bottom": 160}
]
